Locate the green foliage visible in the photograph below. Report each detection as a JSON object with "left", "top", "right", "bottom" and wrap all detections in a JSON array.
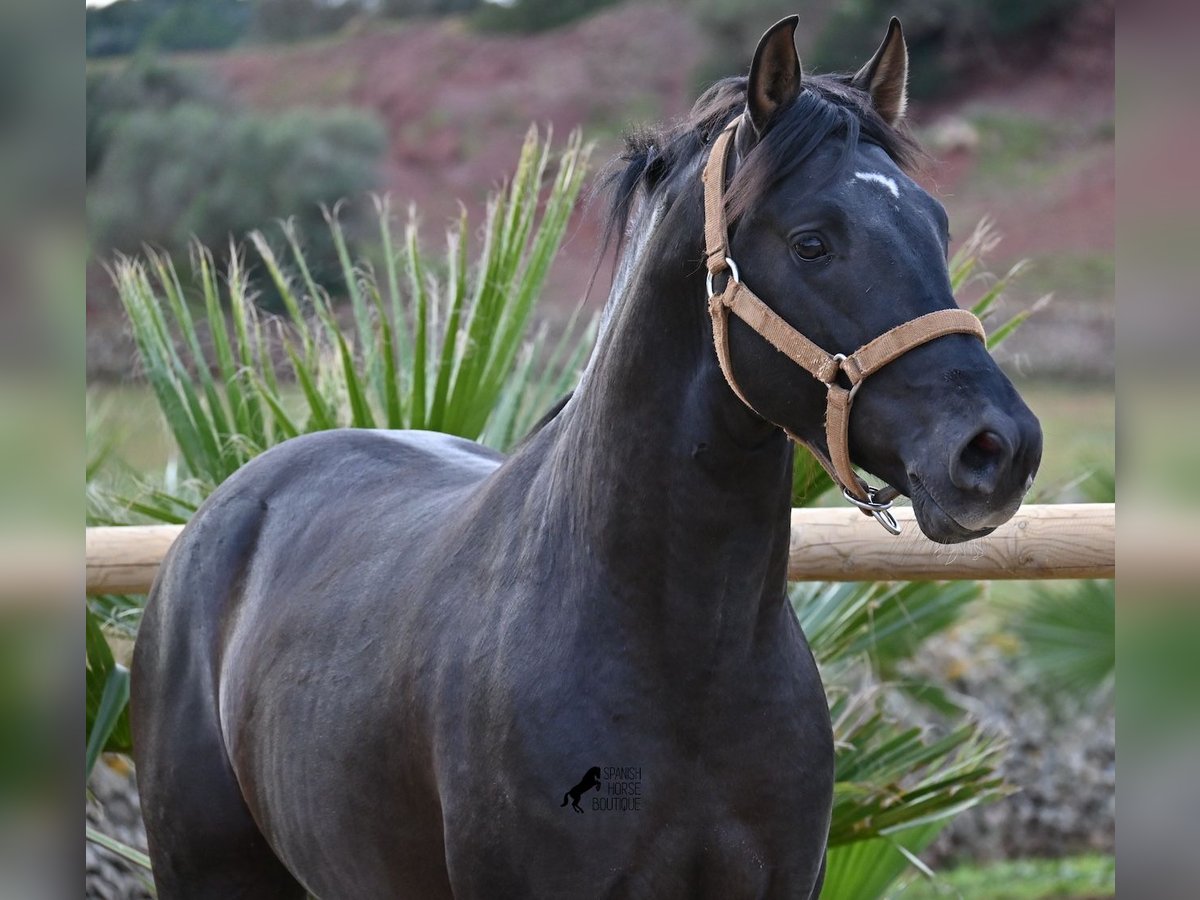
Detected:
[
  {"left": 968, "top": 113, "right": 1073, "bottom": 190},
  {"left": 1017, "top": 251, "right": 1115, "bottom": 306},
  {"left": 87, "top": 59, "right": 227, "bottom": 179},
  {"left": 796, "top": 580, "right": 982, "bottom": 677},
  {"left": 688, "top": 0, "right": 800, "bottom": 89},
  {"left": 1000, "top": 460, "right": 1113, "bottom": 705},
  {"left": 792, "top": 579, "right": 1005, "bottom": 891},
  {"left": 252, "top": 0, "right": 364, "bottom": 42},
  {"left": 1079, "top": 462, "right": 1114, "bottom": 503},
  {"left": 812, "top": 0, "right": 1085, "bottom": 99},
  {"left": 86, "top": 826, "right": 153, "bottom": 872},
  {"left": 97, "top": 126, "right": 591, "bottom": 515},
  {"left": 89, "top": 101, "right": 385, "bottom": 297},
  {"left": 1012, "top": 580, "right": 1115, "bottom": 698},
  {"left": 383, "top": 0, "right": 481, "bottom": 19},
  {"left": 86, "top": 0, "right": 252, "bottom": 58},
  {"left": 826, "top": 822, "right": 944, "bottom": 900},
  {"left": 0, "top": 619, "right": 63, "bottom": 810},
  {"left": 892, "top": 852, "right": 1115, "bottom": 899},
  {"left": 86, "top": 607, "right": 132, "bottom": 778},
  {"left": 826, "top": 698, "right": 1003, "bottom": 849},
  {"left": 474, "top": 0, "right": 622, "bottom": 34},
  {"left": 87, "top": 0, "right": 162, "bottom": 58},
  {"left": 88, "top": 56, "right": 387, "bottom": 303},
  {"left": 689, "top": 0, "right": 1085, "bottom": 100}
]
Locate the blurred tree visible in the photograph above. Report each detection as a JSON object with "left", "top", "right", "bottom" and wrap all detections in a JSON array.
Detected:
[
  {"left": 686, "top": 0, "right": 1086, "bottom": 100},
  {"left": 473, "top": 0, "right": 621, "bottom": 34},
  {"left": 382, "top": 0, "right": 481, "bottom": 18},
  {"left": 251, "top": 0, "right": 364, "bottom": 41},
  {"left": 86, "top": 0, "right": 252, "bottom": 58},
  {"left": 814, "top": 0, "right": 1086, "bottom": 98},
  {"left": 688, "top": 0, "right": 802, "bottom": 85},
  {"left": 88, "top": 103, "right": 385, "bottom": 299},
  {"left": 87, "top": 61, "right": 228, "bottom": 179},
  {"left": 86, "top": 0, "right": 162, "bottom": 58}
]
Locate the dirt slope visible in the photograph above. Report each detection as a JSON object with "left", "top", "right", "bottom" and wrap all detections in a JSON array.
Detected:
[
  {"left": 210, "top": 5, "right": 705, "bottom": 310},
  {"left": 93, "top": 1, "right": 1113, "bottom": 380}
]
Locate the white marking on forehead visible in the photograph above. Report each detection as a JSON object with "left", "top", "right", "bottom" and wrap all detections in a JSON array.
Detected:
[{"left": 854, "top": 171, "right": 900, "bottom": 199}]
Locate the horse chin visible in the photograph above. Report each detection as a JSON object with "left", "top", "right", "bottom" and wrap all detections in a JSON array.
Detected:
[{"left": 906, "top": 475, "right": 999, "bottom": 545}]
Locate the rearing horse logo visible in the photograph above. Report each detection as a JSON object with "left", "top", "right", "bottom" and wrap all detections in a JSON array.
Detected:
[{"left": 561, "top": 767, "right": 602, "bottom": 813}]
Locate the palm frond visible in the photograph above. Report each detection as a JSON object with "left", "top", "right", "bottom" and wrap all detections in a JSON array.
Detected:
[
  {"left": 794, "top": 580, "right": 982, "bottom": 674},
  {"left": 1011, "top": 580, "right": 1115, "bottom": 698},
  {"left": 97, "top": 127, "right": 594, "bottom": 528},
  {"left": 827, "top": 686, "right": 1007, "bottom": 848}
]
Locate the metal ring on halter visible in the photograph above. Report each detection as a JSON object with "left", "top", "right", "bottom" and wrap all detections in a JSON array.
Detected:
[
  {"left": 828, "top": 352, "right": 865, "bottom": 400},
  {"left": 842, "top": 486, "right": 903, "bottom": 535},
  {"left": 870, "top": 506, "right": 902, "bottom": 535},
  {"left": 705, "top": 257, "right": 741, "bottom": 298},
  {"left": 842, "top": 486, "right": 893, "bottom": 511}
]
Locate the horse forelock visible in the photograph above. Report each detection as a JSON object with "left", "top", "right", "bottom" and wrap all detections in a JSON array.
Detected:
[{"left": 595, "top": 73, "right": 925, "bottom": 269}]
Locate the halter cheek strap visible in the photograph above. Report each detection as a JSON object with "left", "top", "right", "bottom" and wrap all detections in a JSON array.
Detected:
[{"left": 701, "top": 122, "right": 987, "bottom": 534}]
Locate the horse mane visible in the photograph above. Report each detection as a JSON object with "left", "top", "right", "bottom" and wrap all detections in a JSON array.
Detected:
[
  {"left": 513, "top": 391, "right": 574, "bottom": 448},
  {"left": 595, "top": 73, "right": 925, "bottom": 259}
]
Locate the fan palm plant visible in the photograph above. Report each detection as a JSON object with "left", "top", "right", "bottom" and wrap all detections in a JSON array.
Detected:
[
  {"left": 1009, "top": 464, "right": 1115, "bottom": 701},
  {"left": 86, "top": 128, "right": 595, "bottom": 868}
]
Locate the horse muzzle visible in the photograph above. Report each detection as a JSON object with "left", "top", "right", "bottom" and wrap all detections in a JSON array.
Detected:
[{"left": 906, "top": 403, "right": 1043, "bottom": 544}]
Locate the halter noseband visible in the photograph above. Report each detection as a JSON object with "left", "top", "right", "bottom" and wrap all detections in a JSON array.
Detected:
[{"left": 701, "top": 122, "right": 987, "bottom": 534}]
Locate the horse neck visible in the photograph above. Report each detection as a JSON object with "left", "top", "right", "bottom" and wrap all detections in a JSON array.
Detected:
[{"left": 528, "top": 181, "right": 796, "bottom": 661}]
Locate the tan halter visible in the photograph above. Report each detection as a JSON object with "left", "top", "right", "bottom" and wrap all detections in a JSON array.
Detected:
[{"left": 701, "top": 122, "right": 987, "bottom": 534}]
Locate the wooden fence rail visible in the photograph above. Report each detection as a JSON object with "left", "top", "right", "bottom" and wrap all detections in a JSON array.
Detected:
[{"left": 85, "top": 503, "right": 1114, "bottom": 596}]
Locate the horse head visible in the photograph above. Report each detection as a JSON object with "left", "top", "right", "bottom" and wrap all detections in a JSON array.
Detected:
[{"left": 698, "top": 17, "right": 1042, "bottom": 544}]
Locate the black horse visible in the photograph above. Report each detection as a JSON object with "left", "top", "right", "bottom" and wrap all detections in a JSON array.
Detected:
[
  {"left": 562, "top": 767, "right": 603, "bottom": 813},
  {"left": 131, "top": 16, "right": 1041, "bottom": 899}
]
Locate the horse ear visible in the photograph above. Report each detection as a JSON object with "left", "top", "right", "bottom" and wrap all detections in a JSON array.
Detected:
[
  {"left": 746, "top": 15, "right": 803, "bottom": 139},
  {"left": 851, "top": 17, "right": 909, "bottom": 126}
]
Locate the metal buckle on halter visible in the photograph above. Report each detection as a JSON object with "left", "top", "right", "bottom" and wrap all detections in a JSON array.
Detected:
[
  {"left": 842, "top": 486, "right": 902, "bottom": 535},
  {"left": 705, "top": 257, "right": 741, "bottom": 299}
]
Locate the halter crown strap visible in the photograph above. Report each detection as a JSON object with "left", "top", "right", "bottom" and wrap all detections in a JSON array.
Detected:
[
  {"left": 702, "top": 123, "right": 737, "bottom": 276},
  {"left": 700, "top": 122, "right": 987, "bottom": 532}
]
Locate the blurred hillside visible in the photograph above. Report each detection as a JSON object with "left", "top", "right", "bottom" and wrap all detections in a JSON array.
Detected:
[{"left": 86, "top": 0, "right": 1113, "bottom": 382}]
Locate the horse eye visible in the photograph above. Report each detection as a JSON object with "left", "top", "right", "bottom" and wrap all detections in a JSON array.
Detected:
[{"left": 792, "top": 233, "right": 828, "bottom": 261}]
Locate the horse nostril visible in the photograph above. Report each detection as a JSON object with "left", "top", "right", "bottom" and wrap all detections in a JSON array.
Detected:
[
  {"left": 951, "top": 429, "right": 1013, "bottom": 495},
  {"left": 968, "top": 430, "right": 1005, "bottom": 461}
]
